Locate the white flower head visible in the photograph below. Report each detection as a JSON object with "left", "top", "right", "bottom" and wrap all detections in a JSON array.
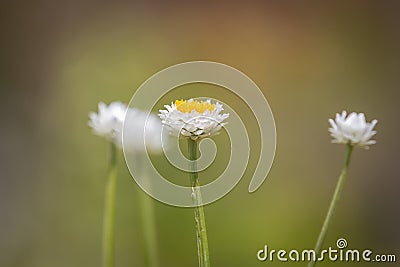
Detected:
[
  {"left": 119, "top": 108, "right": 166, "bottom": 154},
  {"left": 158, "top": 99, "right": 229, "bottom": 140},
  {"left": 88, "top": 101, "right": 127, "bottom": 140},
  {"left": 329, "top": 111, "right": 378, "bottom": 149}
]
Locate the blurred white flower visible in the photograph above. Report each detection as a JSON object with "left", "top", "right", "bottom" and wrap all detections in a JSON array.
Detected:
[
  {"left": 88, "top": 101, "right": 126, "bottom": 140},
  {"left": 159, "top": 99, "right": 229, "bottom": 140},
  {"left": 329, "top": 111, "right": 378, "bottom": 148},
  {"left": 89, "top": 102, "right": 166, "bottom": 153},
  {"left": 119, "top": 108, "right": 166, "bottom": 154}
]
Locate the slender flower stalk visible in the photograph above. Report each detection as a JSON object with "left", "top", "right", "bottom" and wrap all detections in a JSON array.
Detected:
[
  {"left": 135, "top": 155, "right": 160, "bottom": 267},
  {"left": 102, "top": 141, "right": 118, "bottom": 267},
  {"left": 308, "top": 111, "right": 377, "bottom": 267},
  {"left": 159, "top": 98, "right": 229, "bottom": 267},
  {"left": 90, "top": 102, "right": 164, "bottom": 267},
  {"left": 89, "top": 102, "right": 126, "bottom": 267},
  {"left": 307, "top": 144, "right": 353, "bottom": 267},
  {"left": 138, "top": 189, "right": 159, "bottom": 267},
  {"left": 188, "top": 139, "right": 210, "bottom": 267},
  {"left": 123, "top": 109, "right": 166, "bottom": 267}
]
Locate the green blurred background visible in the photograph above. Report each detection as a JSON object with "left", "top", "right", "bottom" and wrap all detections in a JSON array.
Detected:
[{"left": 1, "top": 1, "right": 399, "bottom": 266}]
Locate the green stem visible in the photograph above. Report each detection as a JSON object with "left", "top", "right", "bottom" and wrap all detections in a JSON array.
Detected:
[
  {"left": 138, "top": 191, "right": 159, "bottom": 267},
  {"left": 102, "top": 142, "right": 117, "bottom": 267},
  {"left": 137, "top": 155, "right": 159, "bottom": 267},
  {"left": 308, "top": 144, "right": 353, "bottom": 267},
  {"left": 188, "top": 139, "right": 210, "bottom": 267}
]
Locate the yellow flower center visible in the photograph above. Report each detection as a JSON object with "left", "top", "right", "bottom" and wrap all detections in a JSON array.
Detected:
[{"left": 175, "top": 99, "right": 215, "bottom": 114}]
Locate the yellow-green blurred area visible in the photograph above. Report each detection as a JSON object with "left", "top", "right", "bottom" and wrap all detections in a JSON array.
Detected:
[{"left": 1, "top": 1, "right": 399, "bottom": 266}]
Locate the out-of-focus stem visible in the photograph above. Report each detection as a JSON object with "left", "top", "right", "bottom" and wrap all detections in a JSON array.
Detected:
[
  {"left": 103, "top": 142, "right": 118, "bottom": 267},
  {"left": 308, "top": 144, "right": 353, "bottom": 267},
  {"left": 137, "top": 154, "right": 160, "bottom": 267}
]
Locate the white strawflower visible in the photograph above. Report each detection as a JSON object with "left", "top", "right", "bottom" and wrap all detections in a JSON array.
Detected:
[
  {"left": 88, "top": 101, "right": 127, "bottom": 140},
  {"left": 329, "top": 111, "right": 378, "bottom": 148},
  {"left": 119, "top": 108, "right": 165, "bottom": 153},
  {"left": 159, "top": 99, "right": 229, "bottom": 140}
]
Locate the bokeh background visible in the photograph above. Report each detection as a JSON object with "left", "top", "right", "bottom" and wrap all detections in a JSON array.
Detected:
[{"left": 1, "top": 1, "right": 399, "bottom": 266}]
